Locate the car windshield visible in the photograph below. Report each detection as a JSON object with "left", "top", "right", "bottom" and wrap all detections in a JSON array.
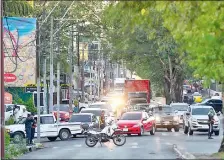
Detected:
[
  {"left": 53, "top": 105, "right": 70, "bottom": 112},
  {"left": 69, "top": 115, "right": 91, "bottom": 123},
  {"left": 201, "top": 99, "right": 210, "bottom": 104},
  {"left": 120, "top": 113, "right": 142, "bottom": 120},
  {"left": 192, "top": 108, "right": 213, "bottom": 115},
  {"left": 171, "top": 105, "right": 188, "bottom": 111},
  {"left": 81, "top": 110, "right": 106, "bottom": 117},
  {"left": 154, "top": 107, "right": 173, "bottom": 113}
]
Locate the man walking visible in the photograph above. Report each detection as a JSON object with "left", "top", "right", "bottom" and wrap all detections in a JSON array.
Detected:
[
  {"left": 25, "top": 114, "right": 34, "bottom": 145},
  {"left": 208, "top": 108, "right": 215, "bottom": 139}
]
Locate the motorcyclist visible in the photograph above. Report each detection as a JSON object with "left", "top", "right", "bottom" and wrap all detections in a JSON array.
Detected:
[
  {"left": 99, "top": 110, "right": 106, "bottom": 130},
  {"left": 208, "top": 108, "right": 215, "bottom": 139}
]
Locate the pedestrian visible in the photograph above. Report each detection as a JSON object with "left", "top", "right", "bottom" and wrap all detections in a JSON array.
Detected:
[
  {"left": 30, "top": 113, "right": 36, "bottom": 145},
  {"left": 208, "top": 108, "right": 215, "bottom": 139},
  {"left": 25, "top": 113, "right": 34, "bottom": 145},
  {"left": 99, "top": 110, "right": 106, "bottom": 130},
  {"left": 73, "top": 100, "right": 79, "bottom": 113}
]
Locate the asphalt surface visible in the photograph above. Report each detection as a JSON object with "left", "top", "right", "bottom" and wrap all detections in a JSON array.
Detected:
[{"left": 18, "top": 116, "right": 223, "bottom": 159}]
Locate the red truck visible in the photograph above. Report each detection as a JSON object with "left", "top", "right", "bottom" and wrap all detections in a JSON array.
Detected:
[{"left": 124, "top": 80, "right": 151, "bottom": 104}]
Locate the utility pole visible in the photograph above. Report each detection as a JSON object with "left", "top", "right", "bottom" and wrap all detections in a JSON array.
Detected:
[
  {"left": 36, "top": 20, "right": 41, "bottom": 143},
  {"left": 56, "top": 23, "right": 60, "bottom": 124},
  {"left": 49, "top": 16, "right": 54, "bottom": 113},
  {"left": 81, "top": 47, "right": 85, "bottom": 103},
  {"left": 43, "top": 58, "right": 47, "bottom": 114},
  {"left": 69, "top": 28, "right": 73, "bottom": 111},
  {"left": 90, "top": 66, "right": 92, "bottom": 103},
  {"left": 0, "top": 0, "right": 5, "bottom": 158}
]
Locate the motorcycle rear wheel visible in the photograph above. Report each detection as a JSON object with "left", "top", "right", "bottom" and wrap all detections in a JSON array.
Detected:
[
  {"left": 112, "top": 134, "right": 126, "bottom": 146},
  {"left": 85, "top": 135, "right": 98, "bottom": 147}
]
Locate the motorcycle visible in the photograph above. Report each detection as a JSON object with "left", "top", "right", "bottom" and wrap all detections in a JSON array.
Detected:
[{"left": 81, "top": 121, "right": 126, "bottom": 147}]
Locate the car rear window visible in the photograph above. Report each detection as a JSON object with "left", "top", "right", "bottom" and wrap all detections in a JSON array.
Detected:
[{"left": 69, "top": 115, "right": 91, "bottom": 122}]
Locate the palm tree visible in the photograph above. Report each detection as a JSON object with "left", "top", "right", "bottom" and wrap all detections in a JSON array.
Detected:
[{"left": 3, "top": 0, "right": 33, "bottom": 16}]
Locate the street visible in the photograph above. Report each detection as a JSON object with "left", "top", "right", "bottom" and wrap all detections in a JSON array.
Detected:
[{"left": 18, "top": 122, "right": 223, "bottom": 159}]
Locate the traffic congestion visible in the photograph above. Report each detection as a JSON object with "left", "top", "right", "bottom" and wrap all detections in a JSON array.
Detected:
[{"left": 4, "top": 78, "right": 223, "bottom": 159}]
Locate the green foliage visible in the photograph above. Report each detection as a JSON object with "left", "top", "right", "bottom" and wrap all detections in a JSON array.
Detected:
[
  {"left": 13, "top": 97, "right": 37, "bottom": 114},
  {"left": 5, "top": 117, "right": 15, "bottom": 125},
  {"left": 5, "top": 130, "right": 28, "bottom": 159},
  {"left": 3, "top": 0, "right": 33, "bottom": 16},
  {"left": 155, "top": 1, "right": 224, "bottom": 83}
]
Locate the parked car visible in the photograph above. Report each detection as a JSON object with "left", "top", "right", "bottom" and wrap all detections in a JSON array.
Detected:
[
  {"left": 5, "top": 104, "right": 30, "bottom": 122},
  {"left": 116, "top": 111, "right": 156, "bottom": 136},
  {"left": 153, "top": 105, "right": 180, "bottom": 132},
  {"left": 170, "top": 103, "right": 189, "bottom": 124},
  {"left": 52, "top": 104, "right": 74, "bottom": 122},
  {"left": 197, "top": 98, "right": 223, "bottom": 113},
  {"left": 183, "top": 105, "right": 220, "bottom": 135},
  {"left": 69, "top": 113, "right": 99, "bottom": 137},
  {"left": 5, "top": 114, "right": 82, "bottom": 143},
  {"left": 80, "top": 108, "right": 115, "bottom": 124}
]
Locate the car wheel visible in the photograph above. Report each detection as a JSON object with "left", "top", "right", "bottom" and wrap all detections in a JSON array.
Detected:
[
  {"left": 184, "top": 125, "right": 188, "bottom": 134},
  {"left": 13, "top": 132, "right": 24, "bottom": 143},
  {"left": 138, "top": 127, "right": 144, "bottom": 136},
  {"left": 174, "top": 126, "right": 180, "bottom": 132},
  {"left": 59, "top": 129, "right": 71, "bottom": 141},
  {"left": 47, "top": 137, "right": 57, "bottom": 141},
  {"left": 167, "top": 127, "right": 172, "bottom": 132},
  {"left": 215, "top": 131, "right": 219, "bottom": 136},
  {"left": 150, "top": 125, "right": 156, "bottom": 135}
]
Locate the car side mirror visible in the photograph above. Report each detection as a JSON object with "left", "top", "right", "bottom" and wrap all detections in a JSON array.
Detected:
[{"left": 186, "top": 112, "right": 190, "bottom": 116}]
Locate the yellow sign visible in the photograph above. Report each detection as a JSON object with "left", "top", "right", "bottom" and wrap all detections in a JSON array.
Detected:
[{"left": 79, "top": 43, "right": 88, "bottom": 61}]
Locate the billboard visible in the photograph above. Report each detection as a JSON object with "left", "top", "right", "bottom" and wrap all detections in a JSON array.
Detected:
[{"left": 3, "top": 17, "right": 36, "bottom": 87}]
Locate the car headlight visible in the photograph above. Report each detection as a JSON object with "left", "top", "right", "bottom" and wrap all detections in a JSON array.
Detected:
[
  {"left": 155, "top": 116, "right": 160, "bottom": 121},
  {"left": 191, "top": 118, "right": 197, "bottom": 122},
  {"left": 173, "top": 116, "right": 179, "bottom": 121}
]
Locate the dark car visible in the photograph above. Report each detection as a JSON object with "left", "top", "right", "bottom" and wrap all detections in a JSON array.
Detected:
[
  {"left": 197, "top": 98, "right": 223, "bottom": 113},
  {"left": 153, "top": 105, "right": 180, "bottom": 132}
]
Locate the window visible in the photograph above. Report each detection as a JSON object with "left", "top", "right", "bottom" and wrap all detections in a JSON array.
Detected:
[
  {"left": 192, "top": 108, "right": 213, "bottom": 115},
  {"left": 40, "top": 116, "right": 54, "bottom": 124},
  {"left": 5, "top": 105, "right": 13, "bottom": 112},
  {"left": 121, "top": 113, "right": 142, "bottom": 120}
]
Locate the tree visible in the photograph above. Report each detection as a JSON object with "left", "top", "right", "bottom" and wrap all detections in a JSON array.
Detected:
[
  {"left": 102, "top": 1, "right": 189, "bottom": 103},
  {"left": 3, "top": 0, "right": 33, "bottom": 16}
]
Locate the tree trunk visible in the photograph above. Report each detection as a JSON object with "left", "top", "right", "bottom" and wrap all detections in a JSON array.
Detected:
[{"left": 164, "top": 76, "right": 171, "bottom": 104}]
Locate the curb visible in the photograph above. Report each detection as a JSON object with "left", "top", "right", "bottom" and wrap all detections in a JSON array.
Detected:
[
  {"left": 26, "top": 143, "right": 44, "bottom": 152},
  {"left": 173, "top": 144, "right": 196, "bottom": 159}
]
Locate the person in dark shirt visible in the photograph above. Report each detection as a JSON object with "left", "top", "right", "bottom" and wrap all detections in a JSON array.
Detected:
[
  {"left": 25, "top": 114, "right": 34, "bottom": 145},
  {"left": 30, "top": 113, "right": 36, "bottom": 144},
  {"left": 99, "top": 110, "right": 106, "bottom": 130}
]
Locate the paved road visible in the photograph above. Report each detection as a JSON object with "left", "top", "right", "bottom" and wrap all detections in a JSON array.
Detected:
[{"left": 18, "top": 122, "right": 223, "bottom": 159}]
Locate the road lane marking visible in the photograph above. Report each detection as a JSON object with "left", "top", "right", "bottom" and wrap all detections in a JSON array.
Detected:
[
  {"left": 162, "top": 133, "right": 168, "bottom": 136},
  {"left": 52, "top": 147, "right": 59, "bottom": 149},
  {"left": 131, "top": 146, "right": 140, "bottom": 148},
  {"left": 130, "top": 142, "right": 138, "bottom": 145}
]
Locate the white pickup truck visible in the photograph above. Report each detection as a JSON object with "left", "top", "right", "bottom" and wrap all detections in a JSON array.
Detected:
[
  {"left": 183, "top": 105, "right": 220, "bottom": 136},
  {"left": 5, "top": 114, "right": 83, "bottom": 142}
]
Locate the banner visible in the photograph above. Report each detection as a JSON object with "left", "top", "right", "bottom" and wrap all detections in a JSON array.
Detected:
[{"left": 3, "top": 17, "right": 36, "bottom": 87}]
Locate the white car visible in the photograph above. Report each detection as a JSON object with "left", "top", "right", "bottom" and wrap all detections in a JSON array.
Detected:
[
  {"left": 183, "top": 105, "right": 220, "bottom": 135},
  {"left": 5, "top": 104, "right": 30, "bottom": 122},
  {"left": 5, "top": 114, "right": 82, "bottom": 142},
  {"left": 80, "top": 108, "right": 115, "bottom": 124},
  {"left": 170, "top": 103, "right": 189, "bottom": 124}
]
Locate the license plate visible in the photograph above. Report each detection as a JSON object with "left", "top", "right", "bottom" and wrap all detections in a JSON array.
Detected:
[{"left": 123, "top": 128, "right": 128, "bottom": 131}]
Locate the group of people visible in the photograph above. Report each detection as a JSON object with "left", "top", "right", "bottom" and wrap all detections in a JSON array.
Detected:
[{"left": 25, "top": 113, "right": 36, "bottom": 145}]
